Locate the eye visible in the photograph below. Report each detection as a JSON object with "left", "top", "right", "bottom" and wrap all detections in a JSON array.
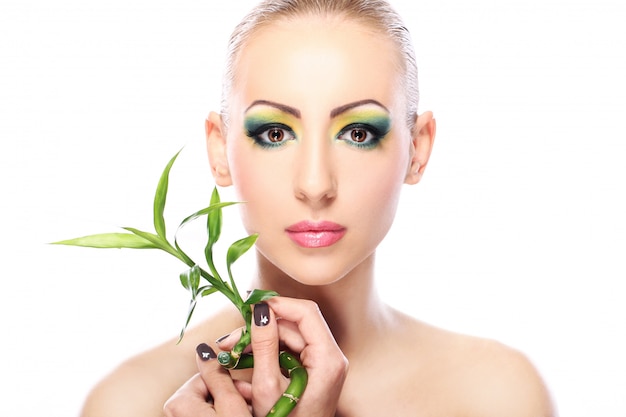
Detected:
[
  {"left": 246, "top": 124, "right": 296, "bottom": 148},
  {"left": 336, "top": 124, "right": 383, "bottom": 149}
]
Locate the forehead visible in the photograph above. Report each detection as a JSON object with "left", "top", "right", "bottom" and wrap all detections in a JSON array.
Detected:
[{"left": 231, "top": 16, "right": 403, "bottom": 115}]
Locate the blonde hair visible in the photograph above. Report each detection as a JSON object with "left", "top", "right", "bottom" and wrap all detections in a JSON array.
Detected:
[{"left": 220, "top": 0, "right": 419, "bottom": 132}]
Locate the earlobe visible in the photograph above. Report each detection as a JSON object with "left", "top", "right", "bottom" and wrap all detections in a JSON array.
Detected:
[
  {"left": 205, "top": 112, "right": 233, "bottom": 187},
  {"left": 405, "top": 111, "right": 436, "bottom": 185}
]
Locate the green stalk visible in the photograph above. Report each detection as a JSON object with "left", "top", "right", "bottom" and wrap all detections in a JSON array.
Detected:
[
  {"left": 52, "top": 149, "right": 307, "bottom": 416},
  {"left": 218, "top": 351, "right": 307, "bottom": 417}
]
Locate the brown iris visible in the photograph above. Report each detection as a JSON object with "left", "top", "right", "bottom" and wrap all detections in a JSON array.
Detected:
[
  {"left": 269, "top": 128, "right": 284, "bottom": 142},
  {"left": 351, "top": 129, "right": 367, "bottom": 143}
]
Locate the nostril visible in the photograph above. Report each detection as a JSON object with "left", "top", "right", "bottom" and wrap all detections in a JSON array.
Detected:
[
  {"left": 293, "top": 141, "right": 337, "bottom": 204},
  {"left": 294, "top": 174, "right": 337, "bottom": 204}
]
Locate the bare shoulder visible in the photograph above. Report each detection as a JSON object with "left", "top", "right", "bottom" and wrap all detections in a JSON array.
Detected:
[
  {"left": 395, "top": 311, "right": 557, "bottom": 417},
  {"left": 452, "top": 333, "right": 556, "bottom": 417},
  {"left": 80, "top": 307, "right": 243, "bottom": 417}
]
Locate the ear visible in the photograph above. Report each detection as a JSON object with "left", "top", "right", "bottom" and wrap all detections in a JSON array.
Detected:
[
  {"left": 404, "top": 111, "right": 436, "bottom": 185},
  {"left": 205, "top": 111, "right": 232, "bottom": 187}
]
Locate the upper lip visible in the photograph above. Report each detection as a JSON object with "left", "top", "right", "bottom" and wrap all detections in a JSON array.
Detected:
[{"left": 285, "top": 220, "right": 346, "bottom": 232}]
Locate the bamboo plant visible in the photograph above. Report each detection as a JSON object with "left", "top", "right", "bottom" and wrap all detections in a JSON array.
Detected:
[{"left": 54, "top": 150, "right": 307, "bottom": 417}]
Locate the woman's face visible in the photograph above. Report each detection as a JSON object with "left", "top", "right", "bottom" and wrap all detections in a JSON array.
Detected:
[{"left": 220, "top": 17, "right": 419, "bottom": 285}]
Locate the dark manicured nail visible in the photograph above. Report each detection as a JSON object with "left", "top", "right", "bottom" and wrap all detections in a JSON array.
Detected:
[
  {"left": 196, "top": 343, "right": 216, "bottom": 361},
  {"left": 215, "top": 333, "right": 230, "bottom": 344},
  {"left": 254, "top": 302, "right": 270, "bottom": 327}
]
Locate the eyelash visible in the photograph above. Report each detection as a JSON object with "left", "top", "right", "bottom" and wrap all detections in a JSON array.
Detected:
[
  {"left": 245, "top": 123, "right": 296, "bottom": 149},
  {"left": 335, "top": 123, "right": 386, "bottom": 149},
  {"left": 245, "top": 122, "right": 387, "bottom": 150}
]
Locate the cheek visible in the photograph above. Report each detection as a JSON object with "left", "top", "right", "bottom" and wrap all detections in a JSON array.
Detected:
[
  {"left": 226, "top": 141, "right": 292, "bottom": 232},
  {"left": 227, "top": 139, "right": 259, "bottom": 201},
  {"left": 342, "top": 146, "right": 408, "bottom": 232},
  {"left": 361, "top": 166, "right": 404, "bottom": 227}
]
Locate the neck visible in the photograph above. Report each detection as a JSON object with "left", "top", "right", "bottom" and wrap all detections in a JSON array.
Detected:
[{"left": 248, "top": 252, "right": 392, "bottom": 354}]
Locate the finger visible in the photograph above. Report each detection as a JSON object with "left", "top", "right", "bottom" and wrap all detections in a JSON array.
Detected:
[
  {"left": 215, "top": 327, "right": 244, "bottom": 351},
  {"left": 195, "top": 343, "right": 251, "bottom": 416},
  {"left": 233, "top": 379, "right": 252, "bottom": 402},
  {"left": 275, "top": 318, "right": 306, "bottom": 353},
  {"left": 267, "top": 297, "right": 338, "bottom": 350},
  {"left": 250, "top": 302, "right": 284, "bottom": 395},
  {"left": 216, "top": 312, "right": 306, "bottom": 354},
  {"left": 267, "top": 297, "right": 348, "bottom": 380},
  {"left": 163, "top": 373, "right": 215, "bottom": 417},
  {"left": 266, "top": 298, "right": 348, "bottom": 417}
]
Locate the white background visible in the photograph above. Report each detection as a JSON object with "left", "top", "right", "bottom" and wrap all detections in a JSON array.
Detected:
[{"left": 1, "top": 0, "right": 625, "bottom": 415}]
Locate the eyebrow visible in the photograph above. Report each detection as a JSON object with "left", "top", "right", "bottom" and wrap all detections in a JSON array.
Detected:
[
  {"left": 329, "top": 99, "right": 389, "bottom": 118},
  {"left": 245, "top": 100, "right": 301, "bottom": 118},
  {"left": 245, "top": 99, "right": 389, "bottom": 120}
]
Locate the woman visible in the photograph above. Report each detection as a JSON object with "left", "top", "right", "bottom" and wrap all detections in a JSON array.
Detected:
[{"left": 81, "top": 1, "right": 556, "bottom": 416}]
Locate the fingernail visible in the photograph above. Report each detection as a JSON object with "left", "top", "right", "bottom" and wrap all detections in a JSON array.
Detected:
[
  {"left": 215, "top": 332, "right": 230, "bottom": 344},
  {"left": 196, "top": 343, "right": 216, "bottom": 361},
  {"left": 254, "top": 302, "right": 270, "bottom": 327}
]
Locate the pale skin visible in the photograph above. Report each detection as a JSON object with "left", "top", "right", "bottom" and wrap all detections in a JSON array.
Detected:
[{"left": 80, "top": 15, "right": 556, "bottom": 417}]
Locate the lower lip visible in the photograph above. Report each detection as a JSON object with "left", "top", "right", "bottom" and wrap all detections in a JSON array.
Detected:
[{"left": 286, "top": 229, "right": 346, "bottom": 248}]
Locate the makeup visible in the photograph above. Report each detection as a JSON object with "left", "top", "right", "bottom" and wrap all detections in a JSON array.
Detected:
[
  {"left": 243, "top": 100, "right": 391, "bottom": 149},
  {"left": 332, "top": 106, "right": 392, "bottom": 150},
  {"left": 244, "top": 105, "right": 300, "bottom": 149},
  {"left": 285, "top": 220, "right": 347, "bottom": 248}
]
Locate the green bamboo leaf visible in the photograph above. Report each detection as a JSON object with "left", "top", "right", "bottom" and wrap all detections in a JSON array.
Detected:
[
  {"left": 200, "top": 286, "right": 218, "bottom": 297},
  {"left": 51, "top": 233, "right": 157, "bottom": 249},
  {"left": 180, "top": 265, "right": 201, "bottom": 296},
  {"left": 177, "top": 298, "right": 197, "bottom": 344},
  {"left": 122, "top": 226, "right": 186, "bottom": 264},
  {"left": 172, "top": 236, "right": 227, "bottom": 295},
  {"left": 189, "top": 265, "right": 200, "bottom": 295},
  {"left": 173, "top": 238, "right": 197, "bottom": 269},
  {"left": 123, "top": 227, "right": 168, "bottom": 251},
  {"left": 207, "top": 187, "right": 222, "bottom": 249},
  {"left": 177, "top": 202, "right": 237, "bottom": 230},
  {"left": 180, "top": 272, "right": 191, "bottom": 291},
  {"left": 154, "top": 148, "right": 182, "bottom": 239},
  {"left": 175, "top": 201, "right": 237, "bottom": 282},
  {"left": 204, "top": 188, "right": 225, "bottom": 284},
  {"left": 244, "top": 289, "right": 279, "bottom": 305},
  {"left": 226, "top": 234, "right": 258, "bottom": 301},
  {"left": 227, "top": 234, "right": 258, "bottom": 267},
  {"left": 204, "top": 187, "right": 222, "bottom": 279}
]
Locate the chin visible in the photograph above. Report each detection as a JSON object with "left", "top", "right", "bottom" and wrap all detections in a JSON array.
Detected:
[
  {"left": 288, "top": 270, "right": 346, "bottom": 287},
  {"left": 259, "top": 247, "right": 368, "bottom": 289},
  {"left": 280, "top": 261, "right": 347, "bottom": 287}
]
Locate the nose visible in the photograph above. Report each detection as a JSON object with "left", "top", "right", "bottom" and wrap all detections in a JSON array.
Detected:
[{"left": 293, "top": 136, "right": 337, "bottom": 206}]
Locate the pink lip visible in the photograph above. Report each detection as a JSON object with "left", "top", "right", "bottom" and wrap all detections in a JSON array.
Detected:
[{"left": 285, "top": 221, "right": 347, "bottom": 248}]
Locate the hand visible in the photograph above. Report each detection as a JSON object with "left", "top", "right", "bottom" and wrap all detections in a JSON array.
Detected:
[
  {"left": 163, "top": 343, "right": 252, "bottom": 416},
  {"left": 218, "top": 297, "right": 349, "bottom": 417}
]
